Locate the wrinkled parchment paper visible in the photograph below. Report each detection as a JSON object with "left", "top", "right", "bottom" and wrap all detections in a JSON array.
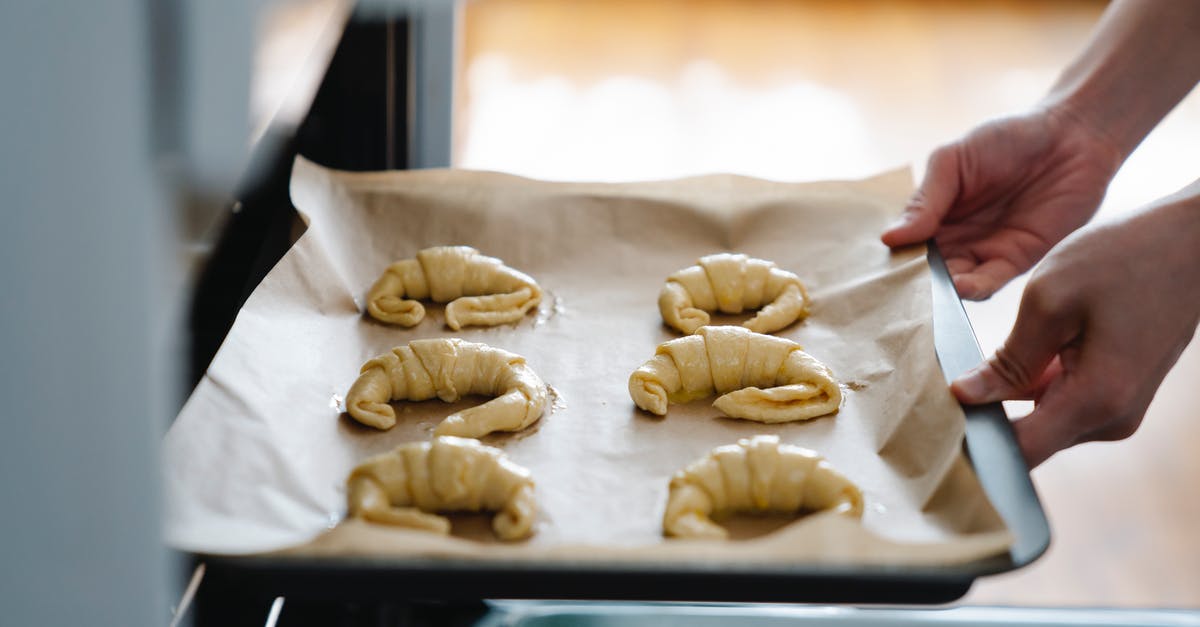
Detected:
[{"left": 163, "top": 157, "right": 1011, "bottom": 565}]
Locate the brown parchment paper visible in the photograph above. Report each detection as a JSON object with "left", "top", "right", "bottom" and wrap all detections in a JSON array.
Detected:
[{"left": 162, "top": 157, "right": 1011, "bottom": 565}]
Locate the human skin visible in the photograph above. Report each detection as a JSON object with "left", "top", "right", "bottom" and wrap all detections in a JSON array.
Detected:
[
  {"left": 954, "top": 187, "right": 1200, "bottom": 468},
  {"left": 882, "top": 0, "right": 1200, "bottom": 466}
]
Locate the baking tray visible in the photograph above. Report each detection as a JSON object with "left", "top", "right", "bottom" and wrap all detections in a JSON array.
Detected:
[
  {"left": 187, "top": 241, "right": 1049, "bottom": 609},
  {"left": 476, "top": 601, "right": 1200, "bottom": 627},
  {"left": 183, "top": 15, "right": 1048, "bottom": 618}
]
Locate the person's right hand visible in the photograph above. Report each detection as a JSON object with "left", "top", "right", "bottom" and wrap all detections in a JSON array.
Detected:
[
  {"left": 950, "top": 191, "right": 1200, "bottom": 467},
  {"left": 882, "top": 107, "right": 1124, "bottom": 299}
]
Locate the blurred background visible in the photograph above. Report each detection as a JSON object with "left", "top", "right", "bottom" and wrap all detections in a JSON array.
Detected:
[{"left": 1, "top": 0, "right": 1196, "bottom": 624}]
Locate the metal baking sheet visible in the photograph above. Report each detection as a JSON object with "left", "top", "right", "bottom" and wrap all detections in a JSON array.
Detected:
[{"left": 188, "top": 241, "right": 1048, "bottom": 606}]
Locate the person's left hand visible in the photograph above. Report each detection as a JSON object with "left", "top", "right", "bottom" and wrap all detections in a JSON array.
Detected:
[
  {"left": 882, "top": 108, "right": 1122, "bottom": 300},
  {"left": 951, "top": 187, "right": 1200, "bottom": 467}
]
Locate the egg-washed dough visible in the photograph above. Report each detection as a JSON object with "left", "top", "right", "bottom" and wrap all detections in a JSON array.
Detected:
[
  {"left": 628, "top": 325, "right": 841, "bottom": 423},
  {"left": 659, "top": 253, "right": 810, "bottom": 335},
  {"left": 663, "top": 435, "right": 863, "bottom": 540},
  {"left": 366, "top": 246, "right": 542, "bottom": 330},
  {"left": 347, "top": 436, "right": 537, "bottom": 541},
  {"left": 347, "top": 338, "right": 547, "bottom": 437}
]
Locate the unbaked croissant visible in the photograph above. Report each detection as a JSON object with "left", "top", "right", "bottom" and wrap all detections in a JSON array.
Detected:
[
  {"left": 347, "top": 436, "right": 537, "bottom": 540},
  {"left": 347, "top": 338, "right": 547, "bottom": 437},
  {"left": 659, "top": 253, "right": 810, "bottom": 335},
  {"left": 629, "top": 325, "right": 841, "bottom": 423},
  {"left": 366, "top": 246, "right": 542, "bottom": 330},
  {"left": 663, "top": 435, "right": 863, "bottom": 539}
]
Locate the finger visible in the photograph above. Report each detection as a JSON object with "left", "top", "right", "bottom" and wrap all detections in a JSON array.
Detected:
[
  {"left": 1082, "top": 417, "right": 1142, "bottom": 444},
  {"left": 952, "top": 284, "right": 1080, "bottom": 404},
  {"left": 1073, "top": 352, "right": 1142, "bottom": 444},
  {"left": 992, "top": 356, "right": 1063, "bottom": 402},
  {"left": 881, "top": 145, "right": 962, "bottom": 248},
  {"left": 1011, "top": 377, "right": 1086, "bottom": 469},
  {"left": 951, "top": 257, "right": 1021, "bottom": 300},
  {"left": 943, "top": 255, "right": 976, "bottom": 276},
  {"left": 1029, "top": 357, "right": 1063, "bottom": 402}
]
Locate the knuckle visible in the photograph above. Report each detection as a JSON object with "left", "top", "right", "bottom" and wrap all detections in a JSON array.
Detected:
[
  {"left": 989, "top": 345, "right": 1035, "bottom": 391},
  {"left": 924, "top": 143, "right": 960, "bottom": 180},
  {"left": 1082, "top": 413, "right": 1142, "bottom": 445},
  {"left": 1088, "top": 386, "right": 1138, "bottom": 429},
  {"left": 904, "top": 192, "right": 929, "bottom": 214},
  {"left": 1021, "top": 280, "right": 1061, "bottom": 317},
  {"left": 929, "top": 142, "right": 958, "bottom": 165},
  {"left": 1099, "top": 419, "right": 1141, "bottom": 442}
]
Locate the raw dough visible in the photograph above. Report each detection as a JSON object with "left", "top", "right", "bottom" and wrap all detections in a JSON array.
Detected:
[
  {"left": 347, "top": 338, "right": 547, "bottom": 437},
  {"left": 347, "top": 436, "right": 537, "bottom": 540},
  {"left": 367, "top": 246, "right": 542, "bottom": 330},
  {"left": 659, "top": 253, "right": 810, "bottom": 335},
  {"left": 629, "top": 325, "right": 841, "bottom": 423},
  {"left": 663, "top": 435, "right": 863, "bottom": 539}
]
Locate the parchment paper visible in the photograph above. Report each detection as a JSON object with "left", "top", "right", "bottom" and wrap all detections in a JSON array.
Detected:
[{"left": 163, "top": 157, "right": 1011, "bottom": 565}]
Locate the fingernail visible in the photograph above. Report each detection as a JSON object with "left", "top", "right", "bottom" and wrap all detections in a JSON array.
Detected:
[{"left": 954, "top": 368, "right": 991, "bottom": 402}]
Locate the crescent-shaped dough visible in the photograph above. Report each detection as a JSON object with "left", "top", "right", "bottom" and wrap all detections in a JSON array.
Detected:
[
  {"left": 366, "top": 246, "right": 542, "bottom": 330},
  {"left": 663, "top": 435, "right": 863, "bottom": 539},
  {"left": 659, "top": 253, "right": 810, "bottom": 335},
  {"left": 346, "top": 338, "right": 547, "bottom": 437},
  {"left": 629, "top": 325, "right": 841, "bottom": 423},
  {"left": 347, "top": 436, "right": 537, "bottom": 540}
]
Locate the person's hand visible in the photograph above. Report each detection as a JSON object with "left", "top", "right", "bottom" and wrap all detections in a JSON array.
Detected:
[
  {"left": 883, "top": 107, "right": 1124, "bottom": 299},
  {"left": 951, "top": 194, "right": 1200, "bottom": 468}
]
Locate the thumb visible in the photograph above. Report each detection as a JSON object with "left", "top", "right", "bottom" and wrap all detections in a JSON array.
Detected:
[
  {"left": 882, "top": 144, "right": 961, "bottom": 248},
  {"left": 952, "top": 286, "right": 1081, "bottom": 404}
]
